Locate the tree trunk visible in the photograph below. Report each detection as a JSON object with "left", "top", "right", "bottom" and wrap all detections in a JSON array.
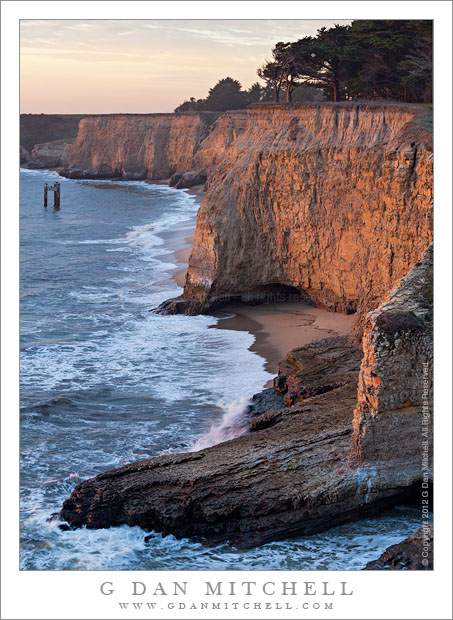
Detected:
[
  {"left": 333, "top": 79, "right": 338, "bottom": 102},
  {"left": 286, "top": 80, "right": 292, "bottom": 103}
]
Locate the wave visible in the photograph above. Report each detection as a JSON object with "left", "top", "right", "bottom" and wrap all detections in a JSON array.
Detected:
[{"left": 190, "top": 396, "right": 251, "bottom": 450}]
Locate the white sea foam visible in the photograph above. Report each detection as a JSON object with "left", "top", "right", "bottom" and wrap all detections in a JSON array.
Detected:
[
  {"left": 190, "top": 396, "right": 251, "bottom": 450},
  {"left": 21, "top": 171, "right": 423, "bottom": 572}
]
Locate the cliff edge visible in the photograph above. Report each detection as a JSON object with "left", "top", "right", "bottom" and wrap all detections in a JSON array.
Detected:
[
  {"left": 159, "top": 103, "right": 432, "bottom": 339},
  {"left": 59, "top": 103, "right": 433, "bottom": 550}
]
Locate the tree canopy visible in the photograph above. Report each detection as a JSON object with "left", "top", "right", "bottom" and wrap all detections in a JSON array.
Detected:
[
  {"left": 174, "top": 20, "right": 432, "bottom": 111},
  {"left": 258, "top": 20, "right": 432, "bottom": 103}
]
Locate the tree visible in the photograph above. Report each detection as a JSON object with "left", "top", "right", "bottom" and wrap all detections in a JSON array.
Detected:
[
  {"left": 288, "top": 25, "right": 350, "bottom": 102},
  {"left": 257, "top": 20, "right": 432, "bottom": 103},
  {"left": 400, "top": 33, "right": 432, "bottom": 103},
  {"left": 203, "top": 77, "right": 246, "bottom": 111},
  {"left": 257, "top": 60, "right": 286, "bottom": 102},
  {"left": 343, "top": 20, "right": 432, "bottom": 101},
  {"left": 246, "top": 82, "right": 265, "bottom": 104}
]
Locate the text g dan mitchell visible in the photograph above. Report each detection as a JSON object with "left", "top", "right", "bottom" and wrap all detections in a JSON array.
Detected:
[{"left": 100, "top": 580, "right": 354, "bottom": 597}]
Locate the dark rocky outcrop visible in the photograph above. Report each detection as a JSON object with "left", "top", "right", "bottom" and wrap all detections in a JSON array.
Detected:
[
  {"left": 364, "top": 524, "right": 433, "bottom": 570},
  {"left": 58, "top": 104, "right": 433, "bottom": 553},
  {"left": 173, "top": 169, "right": 207, "bottom": 189},
  {"left": 60, "top": 336, "right": 422, "bottom": 548}
]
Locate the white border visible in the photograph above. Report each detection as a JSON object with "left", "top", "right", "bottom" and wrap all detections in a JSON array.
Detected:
[{"left": 2, "top": 2, "right": 452, "bottom": 619}]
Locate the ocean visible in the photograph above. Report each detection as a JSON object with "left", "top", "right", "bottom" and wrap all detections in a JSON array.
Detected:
[{"left": 20, "top": 168, "right": 423, "bottom": 570}]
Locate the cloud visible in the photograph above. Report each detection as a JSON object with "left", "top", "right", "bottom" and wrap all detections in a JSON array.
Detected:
[{"left": 68, "top": 22, "right": 101, "bottom": 32}]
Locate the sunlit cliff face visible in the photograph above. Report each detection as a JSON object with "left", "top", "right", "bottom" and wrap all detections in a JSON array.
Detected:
[{"left": 20, "top": 19, "right": 351, "bottom": 113}]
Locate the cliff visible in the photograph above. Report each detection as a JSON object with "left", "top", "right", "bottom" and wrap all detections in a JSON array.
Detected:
[
  {"left": 20, "top": 113, "right": 91, "bottom": 152},
  {"left": 60, "top": 251, "right": 432, "bottom": 545},
  {"left": 161, "top": 103, "right": 432, "bottom": 337},
  {"left": 27, "top": 138, "right": 74, "bottom": 169},
  {"left": 60, "top": 111, "right": 246, "bottom": 182},
  {"left": 59, "top": 103, "right": 433, "bottom": 548},
  {"left": 352, "top": 244, "right": 433, "bottom": 477}
]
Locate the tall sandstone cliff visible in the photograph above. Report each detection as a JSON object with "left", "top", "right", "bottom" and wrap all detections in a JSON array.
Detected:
[
  {"left": 60, "top": 103, "right": 433, "bottom": 547},
  {"left": 172, "top": 103, "right": 432, "bottom": 337},
  {"left": 61, "top": 111, "right": 246, "bottom": 181}
]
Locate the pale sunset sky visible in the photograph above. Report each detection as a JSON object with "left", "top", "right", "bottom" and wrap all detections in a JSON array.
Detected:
[{"left": 20, "top": 19, "right": 351, "bottom": 113}]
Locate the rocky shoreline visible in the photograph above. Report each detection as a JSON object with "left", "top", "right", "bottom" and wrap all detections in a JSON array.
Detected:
[
  {"left": 59, "top": 333, "right": 426, "bottom": 551},
  {"left": 52, "top": 103, "right": 433, "bottom": 567},
  {"left": 364, "top": 524, "right": 433, "bottom": 570}
]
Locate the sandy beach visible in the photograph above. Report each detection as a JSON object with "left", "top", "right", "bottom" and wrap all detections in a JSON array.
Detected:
[
  {"left": 213, "top": 301, "right": 355, "bottom": 375},
  {"left": 162, "top": 183, "right": 205, "bottom": 287},
  {"left": 163, "top": 187, "right": 355, "bottom": 375}
]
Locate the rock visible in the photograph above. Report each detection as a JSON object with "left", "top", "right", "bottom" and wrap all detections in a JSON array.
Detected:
[
  {"left": 352, "top": 245, "right": 433, "bottom": 481},
  {"left": 168, "top": 103, "right": 432, "bottom": 339},
  {"left": 28, "top": 138, "right": 74, "bottom": 169},
  {"left": 364, "top": 524, "right": 433, "bottom": 570},
  {"left": 169, "top": 172, "right": 183, "bottom": 187},
  {"left": 60, "top": 336, "right": 421, "bottom": 548},
  {"left": 152, "top": 297, "right": 203, "bottom": 315},
  {"left": 20, "top": 145, "right": 29, "bottom": 163},
  {"left": 246, "top": 387, "right": 284, "bottom": 416},
  {"left": 173, "top": 169, "right": 207, "bottom": 189},
  {"left": 59, "top": 111, "right": 244, "bottom": 181}
]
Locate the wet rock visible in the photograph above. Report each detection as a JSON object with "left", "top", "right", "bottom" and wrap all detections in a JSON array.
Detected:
[
  {"left": 60, "top": 336, "right": 420, "bottom": 548},
  {"left": 173, "top": 169, "right": 207, "bottom": 189},
  {"left": 169, "top": 172, "right": 183, "bottom": 187},
  {"left": 364, "top": 524, "right": 433, "bottom": 570},
  {"left": 246, "top": 387, "right": 284, "bottom": 416}
]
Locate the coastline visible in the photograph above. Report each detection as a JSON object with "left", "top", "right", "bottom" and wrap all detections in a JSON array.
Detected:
[
  {"left": 22, "top": 169, "right": 355, "bottom": 375},
  {"left": 213, "top": 302, "right": 355, "bottom": 375},
  {"left": 159, "top": 185, "right": 355, "bottom": 375}
]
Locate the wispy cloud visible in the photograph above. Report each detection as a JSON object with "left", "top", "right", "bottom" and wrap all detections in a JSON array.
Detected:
[{"left": 20, "top": 19, "right": 351, "bottom": 113}]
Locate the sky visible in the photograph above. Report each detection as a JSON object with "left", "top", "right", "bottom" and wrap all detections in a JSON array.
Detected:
[{"left": 20, "top": 19, "right": 351, "bottom": 113}]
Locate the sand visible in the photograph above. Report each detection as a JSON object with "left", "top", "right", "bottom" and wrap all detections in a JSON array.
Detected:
[
  {"left": 162, "top": 181, "right": 355, "bottom": 375},
  {"left": 213, "top": 301, "right": 355, "bottom": 375}
]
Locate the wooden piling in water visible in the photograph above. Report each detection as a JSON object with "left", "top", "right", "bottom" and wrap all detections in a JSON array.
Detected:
[
  {"left": 43, "top": 181, "right": 60, "bottom": 208},
  {"left": 54, "top": 182, "right": 60, "bottom": 209}
]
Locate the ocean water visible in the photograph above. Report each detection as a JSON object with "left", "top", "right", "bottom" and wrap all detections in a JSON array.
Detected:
[{"left": 20, "top": 169, "right": 423, "bottom": 571}]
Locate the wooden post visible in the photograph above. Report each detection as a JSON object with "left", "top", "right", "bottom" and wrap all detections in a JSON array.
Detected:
[
  {"left": 44, "top": 183, "right": 48, "bottom": 207},
  {"left": 53, "top": 182, "right": 60, "bottom": 209}
]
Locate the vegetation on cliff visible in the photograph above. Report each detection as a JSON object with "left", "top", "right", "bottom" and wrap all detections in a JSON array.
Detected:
[
  {"left": 259, "top": 20, "right": 432, "bottom": 103},
  {"left": 176, "top": 20, "right": 432, "bottom": 111},
  {"left": 175, "top": 76, "right": 320, "bottom": 112}
]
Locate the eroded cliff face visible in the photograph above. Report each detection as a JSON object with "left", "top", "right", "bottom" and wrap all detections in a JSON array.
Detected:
[
  {"left": 192, "top": 111, "right": 247, "bottom": 177},
  {"left": 178, "top": 103, "right": 432, "bottom": 335},
  {"left": 352, "top": 244, "right": 433, "bottom": 480},
  {"left": 28, "top": 139, "right": 74, "bottom": 169},
  {"left": 61, "top": 111, "right": 246, "bottom": 181},
  {"left": 59, "top": 103, "right": 433, "bottom": 547}
]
